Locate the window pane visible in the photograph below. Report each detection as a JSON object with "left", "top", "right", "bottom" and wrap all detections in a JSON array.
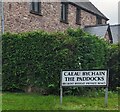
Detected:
[
  {"left": 34, "top": 2, "right": 39, "bottom": 12},
  {"left": 31, "top": 2, "right": 34, "bottom": 11},
  {"left": 62, "top": 4, "right": 65, "bottom": 21},
  {"left": 30, "top": 0, "right": 41, "bottom": 14},
  {"left": 61, "top": 3, "right": 68, "bottom": 22},
  {"left": 97, "top": 17, "right": 102, "bottom": 24},
  {"left": 76, "top": 8, "right": 81, "bottom": 24}
]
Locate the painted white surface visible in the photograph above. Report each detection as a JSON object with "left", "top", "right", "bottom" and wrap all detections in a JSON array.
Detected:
[{"left": 61, "top": 70, "right": 108, "bottom": 86}]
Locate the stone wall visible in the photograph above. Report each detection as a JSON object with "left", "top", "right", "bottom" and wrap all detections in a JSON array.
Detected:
[
  {"left": 102, "top": 19, "right": 107, "bottom": 24},
  {"left": 0, "top": 2, "right": 2, "bottom": 33},
  {"left": 0, "top": 16, "right": 1, "bottom": 33},
  {"left": 4, "top": 2, "right": 79, "bottom": 33},
  {"left": 105, "top": 30, "right": 111, "bottom": 43},
  {"left": 81, "top": 9, "right": 97, "bottom": 26},
  {"left": 4, "top": 2, "right": 107, "bottom": 33}
]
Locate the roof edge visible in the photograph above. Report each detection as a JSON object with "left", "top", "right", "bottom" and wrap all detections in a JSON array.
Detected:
[
  {"left": 110, "top": 24, "right": 120, "bottom": 26},
  {"left": 68, "top": 1, "right": 109, "bottom": 20},
  {"left": 84, "top": 24, "right": 109, "bottom": 28}
]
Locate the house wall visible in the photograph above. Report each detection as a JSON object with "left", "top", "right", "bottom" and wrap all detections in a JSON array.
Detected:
[
  {"left": 0, "top": 16, "right": 1, "bottom": 33},
  {"left": 105, "top": 30, "right": 111, "bottom": 43},
  {"left": 102, "top": 19, "right": 107, "bottom": 24},
  {"left": 0, "top": 2, "right": 2, "bottom": 33},
  {"left": 4, "top": 2, "right": 107, "bottom": 33},
  {"left": 81, "top": 10, "right": 96, "bottom": 26},
  {"left": 4, "top": 2, "right": 79, "bottom": 33}
]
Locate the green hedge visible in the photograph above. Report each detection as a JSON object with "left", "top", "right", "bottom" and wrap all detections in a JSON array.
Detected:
[
  {"left": 2, "top": 28, "right": 115, "bottom": 94},
  {"left": 107, "top": 44, "right": 120, "bottom": 90}
]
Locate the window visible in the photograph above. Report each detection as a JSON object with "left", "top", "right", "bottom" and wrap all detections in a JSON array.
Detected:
[
  {"left": 61, "top": 3, "right": 68, "bottom": 23},
  {"left": 76, "top": 8, "right": 81, "bottom": 25},
  {"left": 96, "top": 16, "right": 102, "bottom": 24},
  {"left": 30, "top": 0, "right": 41, "bottom": 15},
  {"left": 105, "top": 21, "right": 107, "bottom": 24}
]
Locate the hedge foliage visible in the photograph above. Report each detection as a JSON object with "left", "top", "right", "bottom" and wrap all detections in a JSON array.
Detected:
[
  {"left": 107, "top": 44, "right": 120, "bottom": 90},
  {"left": 2, "top": 28, "right": 119, "bottom": 94}
]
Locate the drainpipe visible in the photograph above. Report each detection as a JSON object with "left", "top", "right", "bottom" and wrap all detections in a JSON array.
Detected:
[{"left": 1, "top": 0, "right": 4, "bottom": 34}]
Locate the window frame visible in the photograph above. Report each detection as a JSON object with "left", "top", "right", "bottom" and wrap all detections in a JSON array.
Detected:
[
  {"left": 30, "top": 0, "right": 42, "bottom": 16},
  {"left": 76, "top": 7, "right": 81, "bottom": 25},
  {"left": 60, "top": 2, "right": 68, "bottom": 24},
  {"left": 96, "top": 16, "right": 102, "bottom": 25}
]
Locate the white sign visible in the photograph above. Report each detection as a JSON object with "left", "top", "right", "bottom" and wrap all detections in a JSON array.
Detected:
[{"left": 61, "top": 70, "right": 108, "bottom": 87}]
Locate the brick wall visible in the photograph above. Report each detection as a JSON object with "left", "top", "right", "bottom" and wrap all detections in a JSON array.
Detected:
[{"left": 4, "top": 2, "right": 106, "bottom": 33}]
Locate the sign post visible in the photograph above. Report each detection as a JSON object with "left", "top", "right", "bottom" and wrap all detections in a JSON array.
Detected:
[
  {"left": 60, "top": 69, "right": 63, "bottom": 105},
  {"left": 105, "top": 69, "right": 109, "bottom": 107},
  {"left": 105, "top": 87, "right": 108, "bottom": 107},
  {"left": 60, "top": 69, "right": 109, "bottom": 106},
  {"left": 60, "top": 85, "right": 63, "bottom": 105}
]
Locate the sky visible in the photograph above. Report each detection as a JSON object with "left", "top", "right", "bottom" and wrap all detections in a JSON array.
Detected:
[{"left": 90, "top": 0, "right": 119, "bottom": 25}]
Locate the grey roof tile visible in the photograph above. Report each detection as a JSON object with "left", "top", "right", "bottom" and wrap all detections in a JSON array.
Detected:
[{"left": 84, "top": 24, "right": 109, "bottom": 38}]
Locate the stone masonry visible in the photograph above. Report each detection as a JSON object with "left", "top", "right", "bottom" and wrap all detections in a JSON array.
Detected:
[
  {"left": 81, "top": 9, "right": 96, "bottom": 26},
  {"left": 0, "top": 16, "right": 1, "bottom": 33},
  {"left": 4, "top": 2, "right": 107, "bottom": 33}
]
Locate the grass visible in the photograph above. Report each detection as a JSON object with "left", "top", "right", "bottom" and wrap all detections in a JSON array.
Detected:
[{"left": 2, "top": 92, "right": 119, "bottom": 110}]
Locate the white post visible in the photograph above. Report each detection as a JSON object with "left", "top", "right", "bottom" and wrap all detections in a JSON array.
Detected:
[
  {"left": 60, "top": 70, "right": 63, "bottom": 105},
  {"left": 105, "top": 69, "right": 109, "bottom": 107},
  {"left": 105, "top": 87, "right": 108, "bottom": 107},
  {"left": 60, "top": 85, "right": 63, "bottom": 105}
]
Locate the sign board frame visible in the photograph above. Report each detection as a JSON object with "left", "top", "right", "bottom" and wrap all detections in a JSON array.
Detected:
[
  {"left": 61, "top": 69, "right": 109, "bottom": 87},
  {"left": 60, "top": 69, "right": 109, "bottom": 107}
]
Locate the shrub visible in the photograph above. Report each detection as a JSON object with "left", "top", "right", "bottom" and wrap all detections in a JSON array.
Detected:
[
  {"left": 66, "top": 28, "right": 109, "bottom": 69},
  {"left": 107, "top": 44, "right": 120, "bottom": 90},
  {"left": 2, "top": 31, "right": 78, "bottom": 93},
  {"left": 2, "top": 28, "right": 115, "bottom": 94}
]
